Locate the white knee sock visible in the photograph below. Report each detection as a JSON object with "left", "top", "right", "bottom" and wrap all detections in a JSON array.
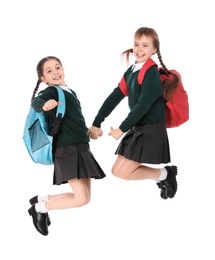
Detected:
[{"left": 35, "top": 202, "right": 48, "bottom": 213}]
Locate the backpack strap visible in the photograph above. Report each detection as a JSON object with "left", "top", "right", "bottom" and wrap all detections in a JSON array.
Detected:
[
  {"left": 49, "top": 86, "right": 66, "bottom": 136},
  {"left": 119, "top": 75, "right": 128, "bottom": 96},
  {"left": 137, "top": 59, "right": 157, "bottom": 84},
  {"left": 54, "top": 86, "right": 66, "bottom": 117},
  {"left": 119, "top": 59, "right": 157, "bottom": 95},
  {"left": 119, "top": 65, "right": 133, "bottom": 96}
]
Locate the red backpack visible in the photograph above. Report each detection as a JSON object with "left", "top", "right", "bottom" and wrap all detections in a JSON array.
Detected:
[{"left": 119, "top": 59, "right": 189, "bottom": 128}]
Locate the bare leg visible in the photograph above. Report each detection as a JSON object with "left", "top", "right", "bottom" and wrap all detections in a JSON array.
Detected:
[
  {"left": 112, "top": 155, "right": 160, "bottom": 180},
  {"left": 45, "top": 178, "right": 91, "bottom": 211},
  {"left": 47, "top": 179, "right": 91, "bottom": 201}
]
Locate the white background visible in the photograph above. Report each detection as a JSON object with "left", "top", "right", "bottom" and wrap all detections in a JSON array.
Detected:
[{"left": 1, "top": 0, "right": 215, "bottom": 259}]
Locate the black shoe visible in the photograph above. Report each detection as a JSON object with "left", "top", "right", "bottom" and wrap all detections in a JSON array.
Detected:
[
  {"left": 29, "top": 195, "right": 38, "bottom": 205},
  {"left": 29, "top": 196, "right": 51, "bottom": 226},
  {"left": 28, "top": 205, "right": 48, "bottom": 236},
  {"left": 157, "top": 182, "right": 171, "bottom": 199},
  {"left": 157, "top": 166, "right": 178, "bottom": 199}
]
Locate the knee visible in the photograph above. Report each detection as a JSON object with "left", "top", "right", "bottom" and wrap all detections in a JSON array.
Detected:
[
  {"left": 76, "top": 194, "right": 90, "bottom": 207},
  {"left": 112, "top": 166, "right": 128, "bottom": 180},
  {"left": 82, "top": 194, "right": 90, "bottom": 206},
  {"left": 111, "top": 165, "right": 119, "bottom": 178}
]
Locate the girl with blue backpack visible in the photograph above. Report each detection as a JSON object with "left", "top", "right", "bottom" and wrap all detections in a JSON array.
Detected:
[{"left": 28, "top": 56, "right": 106, "bottom": 236}]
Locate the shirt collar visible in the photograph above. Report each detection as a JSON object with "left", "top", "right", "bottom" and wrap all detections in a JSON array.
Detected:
[
  {"left": 60, "top": 85, "right": 72, "bottom": 93},
  {"left": 131, "top": 61, "right": 146, "bottom": 72}
]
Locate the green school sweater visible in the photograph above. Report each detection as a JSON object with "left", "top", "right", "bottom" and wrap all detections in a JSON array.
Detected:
[
  {"left": 31, "top": 86, "right": 89, "bottom": 146},
  {"left": 93, "top": 65, "right": 166, "bottom": 132}
]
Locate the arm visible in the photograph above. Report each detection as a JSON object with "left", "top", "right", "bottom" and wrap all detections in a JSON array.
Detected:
[
  {"left": 31, "top": 87, "right": 61, "bottom": 112},
  {"left": 88, "top": 86, "right": 125, "bottom": 139},
  {"left": 92, "top": 86, "right": 125, "bottom": 128}
]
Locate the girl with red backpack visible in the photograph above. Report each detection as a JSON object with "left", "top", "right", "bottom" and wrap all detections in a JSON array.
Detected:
[{"left": 88, "top": 27, "right": 179, "bottom": 200}]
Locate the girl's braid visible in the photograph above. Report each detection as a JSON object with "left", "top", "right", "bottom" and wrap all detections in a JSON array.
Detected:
[{"left": 31, "top": 79, "right": 41, "bottom": 101}]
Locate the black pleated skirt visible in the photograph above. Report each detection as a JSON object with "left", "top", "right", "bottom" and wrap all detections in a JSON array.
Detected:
[
  {"left": 53, "top": 143, "right": 106, "bottom": 185},
  {"left": 115, "top": 122, "right": 171, "bottom": 164}
]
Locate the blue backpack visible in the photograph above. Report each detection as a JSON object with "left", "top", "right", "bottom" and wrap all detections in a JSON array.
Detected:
[{"left": 23, "top": 86, "right": 66, "bottom": 165}]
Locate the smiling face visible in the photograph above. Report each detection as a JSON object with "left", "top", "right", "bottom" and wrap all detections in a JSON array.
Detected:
[
  {"left": 41, "top": 59, "right": 65, "bottom": 86},
  {"left": 133, "top": 35, "right": 157, "bottom": 63}
]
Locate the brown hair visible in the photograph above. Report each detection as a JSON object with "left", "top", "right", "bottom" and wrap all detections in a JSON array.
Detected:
[
  {"left": 31, "top": 56, "right": 62, "bottom": 101},
  {"left": 121, "top": 27, "right": 179, "bottom": 100}
]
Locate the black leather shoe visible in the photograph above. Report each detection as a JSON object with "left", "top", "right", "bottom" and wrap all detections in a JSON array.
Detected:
[
  {"left": 28, "top": 205, "right": 48, "bottom": 236},
  {"left": 157, "top": 166, "right": 178, "bottom": 199},
  {"left": 29, "top": 196, "right": 51, "bottom": 226},
  {"left": 157, "top": 182, "right": 170, "bottom": 199}
]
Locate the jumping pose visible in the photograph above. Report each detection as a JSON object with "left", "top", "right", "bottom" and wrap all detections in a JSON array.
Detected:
[
  {"left": 89, "top": 27, "right": 178, "bottom": 200},
  {"left": 28, "top": 56, "right": 106, "bottom": 236}
]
